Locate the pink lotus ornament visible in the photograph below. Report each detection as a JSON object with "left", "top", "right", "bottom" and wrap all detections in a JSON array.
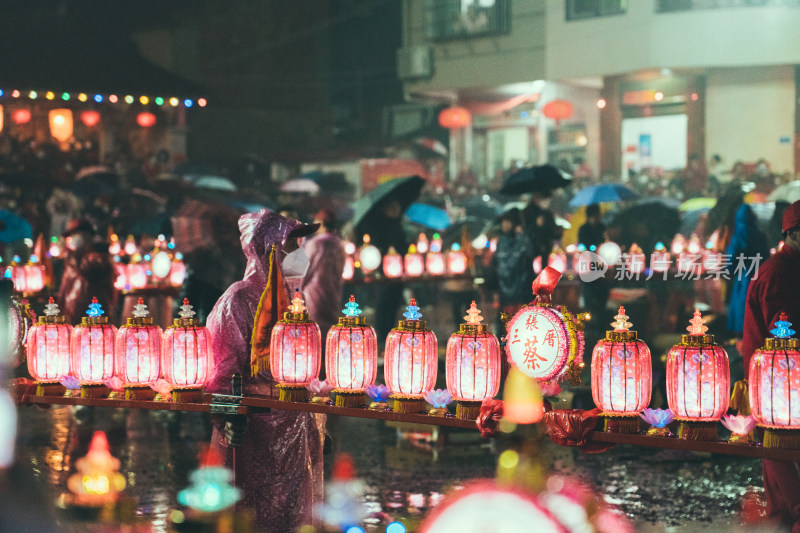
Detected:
[
  {"left": 424, "top": 388, "right": 453, "bottom": 416},
  {"left": 640, "top": 408, "right": 674, "bottom": 436},
  {"left": 721, "top": 414, "right": 757, "bottom": 445},
  {"left": 366, "top": 383, "right": 391, "bottom": 410},
  {"left": 307, "top": 378, "right": 334, "bottom": 404}
]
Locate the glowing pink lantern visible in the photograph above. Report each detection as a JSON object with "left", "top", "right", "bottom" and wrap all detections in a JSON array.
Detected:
[
  {"left": 426, "top": 251, "right": 445, "bottom": 276},
  {"left": 169, "top": 255, "right": 187, "bottom": 287},
  {"left": 108, "top": 235, "right": 121, "bottom": 255},
  {"left": 270, "top": 290, "right": 321, "bottom": 402},
  {"left": 70, "top": 298, "right": 117, "bottom": 398},
  {"left": 326, "top": 295, "right": 378, "bottom": 408},
  {"left": 591, "top": 307, "right": 652, "bottom": 433},
  {"left": 447, "top": 243, "right": 467, "bottom": 274},
  {"left": 115, "top": 298, "right": 162, "bottom": 399},
  {"left": 416, "top": 233, "right": 429, "bottom": 254},
  {"left": 127, "top": 262, "right": 148, "bottom": 290},
  {"left": 113, "top": 260, "right": 128, "bottom": 291},
  {"left": 163, "top": 299, "right": 213, "bottom": 402},
  {"left": 382, "top": 247, "right": 403, "bottom": 278},
  {"left": 749, "top": 313, "right": 800, "bottom": 448},
  {"left": 666, "top": 309, "right": 730, "bottom": 439},
  {"left": 650, "top": 242, "right": 670, "bottom": 273},
  {"left": 342, "top": 256, "right": 354, "bottom": 280},
  {"left": 404, "top": 245, "right": 424, "bottom": 277},
  {"left": 384, "top": 299, "right": 438, "bottom": 413},
  {"left": 547, "top": 249, "right": 567, "bottom": 273},
  {"left": 26, "top": 298, "right": 71, "bottom": 394},
  {"left": 446, "top": 301, "right": 500, "bottom": 419},
  {"left": 626, "top": 244, "right": 645, "bottom": 275}
]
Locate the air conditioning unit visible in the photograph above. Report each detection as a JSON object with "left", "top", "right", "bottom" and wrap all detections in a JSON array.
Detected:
[{"left": 396, "top": 45, "right": 433, "bottom": 81}]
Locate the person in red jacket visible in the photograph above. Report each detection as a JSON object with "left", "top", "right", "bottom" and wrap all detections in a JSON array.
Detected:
[{"left": 741, "top": 199, "right": 800, "bottom": 531}]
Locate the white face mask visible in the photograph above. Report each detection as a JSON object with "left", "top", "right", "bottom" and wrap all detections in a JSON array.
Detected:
[{"left": 282, "top": 246, "right": 310, "bottom": 278}]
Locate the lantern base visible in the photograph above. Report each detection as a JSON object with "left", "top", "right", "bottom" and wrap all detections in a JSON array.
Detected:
[
  {"left": 727, "top": 433, "right": 752, "bottom": 446},
  {"left": 171, "top": 387, "right": 204, "bottom": 403},
  {"left": 428, "top": 407, "right": 449, "bottom": 417},
  {"left": 369, "top": 402, "right": 389, "bottom": 411},
  {"left": 677, "top": 420, "right": 718, "bottom": 441},
  {"left": 124, "top": 385, "right": 156, "bottom": 401},
  {"left": 80, "top": 384, "right": 109, "bottom": 399},
  {"left": 763, "top": 429, "right": 800, "bottom": 449},
  {"left": 334, "top": 390, "right": 367, "bottom": 408},
  {"left": 456, "top": 401, "right": 482, "bottom": 420},
  {"left": 603, "top": 415, "right": 641, "bottom": 434},
  {"left": 36, "top": 382, "right": 66, "bottom": 397},
  {"left": 278, "top": 384, "right": 309, "bottom": 403},
  {"left": 391, "top": 395, "right": 426, "bottom": 414},
  {"left": 646, "top": 426, "right": 671, "bottom": 437}
]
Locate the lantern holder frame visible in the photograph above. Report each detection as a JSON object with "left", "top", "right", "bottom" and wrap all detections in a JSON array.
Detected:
[
  {"left": 455, "top": 400, "right": 482, "bottom": 420},
  {"left": 334, "top": 390, "right": 368, "bottom": 408},
  {"left": 763, "top": 428, "right": 800, "bottom": 449},
  {"left": 124, "top": 384, "right": 156, "bottom": 401},
  {"left": 391, "top": 395, "right": 428, "bottom": 414},
  {"left": 676, "top": 420, "right": 718, "bottom": 441},
  {"left": 80, "top": 384, "right": 110, "bottom": 399},
  {"left": 171, "top": 386, "right": 205, "bottom": 403},
  {"left": 36, "top": 382, "right": 66, "bottom": 396},
  {"left": 277, "top": 383, "right": 310, "bottom": 403}
]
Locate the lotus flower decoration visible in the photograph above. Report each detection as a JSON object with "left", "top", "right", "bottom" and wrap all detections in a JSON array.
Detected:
[
  {"left": 365, "top": 384, "right": 390, "bottom": 403},
  {"left": 149, "top": 378, "right": 173, "bottom": 397},
  {"left": 721, "top": 414, "right": 757, "bottom": 445},
  {"left": 539, "top": 380, "right": 563, "bottom": 399},
  {"left": 307, "top": 378, "right": 334, "bottom": 403},
  {"left": 59, "top": 375, "right": 81, "bottom": 390},
  {"left": 640, "top": 408, "right": 673, "bottom": 436},
  {"left": 424, "top": 389, "right": 453, "bottom": 409},
  {"left": 102, "top": 376, "right": 124, "bottom": 392}
]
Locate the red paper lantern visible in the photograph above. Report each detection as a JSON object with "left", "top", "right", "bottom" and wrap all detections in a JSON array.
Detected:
[
  {"left": 438, "top": 107, "right": 472, "bottom": 129},
  {"left": 591, "top": 307, "right": 652, "bottom": 433},
  {"left": 11, "top": 109, "right": 31, "bottom": 124},
  {"left": 136, "top": 112, "right": 157, "bottom": 128},
  {"left": 127, "top": 262, "right": 148, "bottom": 290},
  {"left": 326, "top": 296, "right": 378, "bottom": 407},
  {"left": 342, "top": 255, "right": 354, "bottom": 280},
  {"left": 541, "top": 99, "right": 574, "bottom": 123},
  {"left": 169, "top": 257, "right": 187, "bottom": 287},
  {"left": 446, "top": 302, "right": 501, "bottom": 419},
  {"left": 666, "top": 309, "right": 730, "bottom": 439},
  {"left": 26, "top": 298, "right": 71, "bottom": 394},
  {"left": 382, "top": 247, "right": 403, "bottom": 278},
  {"left": 115, "top": 299, "right": 162, "bottom": 399},
  {"left": 71, "top": 298, "right": 117, "bottom": 398},
  {"left": 270, "top": 291, "right": 322, "bottom": 402},
  {"left": 447, "top": 244, "right": 467, "bottom": 275},
  {"left": 749, "top": 313, "right": 800, "bottom": 447},
  {"left": 384, "top": 299, "right": 438, "bottom": 413},
  {"left": 163, "top": 299, "right": 213, "bottom": 402},
  {"left": 404, "top": 245, "right": 424, "bottom": 277},
  {"left": 426, "top": 251, "right": 445, "bottom": 276},
  {"left": 81, "top": 110, "right": 101, "bottom": 127}
]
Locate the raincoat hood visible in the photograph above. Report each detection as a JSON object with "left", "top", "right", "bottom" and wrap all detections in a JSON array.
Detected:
[{"left": 239, "top": 209, "right": 305, "bottom": 283}]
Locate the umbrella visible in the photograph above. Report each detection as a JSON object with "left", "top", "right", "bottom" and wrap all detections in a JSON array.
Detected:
[
  {"left": 351, "top": 175, "right": 425, "bottom": 230},
  {"left": 404, "top": 203, "right": 452, "bottom": 231},
  {"left": 498, "top": 164, "right": 572, "bottom": 196},
  {"left": 414, "top": 137, "right": 448, "bottom": 157},
  {"left": 607, "top": 201, "right": 680, "bottom": 253},
  {"left": 171, "top": 198, "right": 243, "bottom": 254},
  {"left": 568, "top": 183, "right": 638, "bottom": 208},
  {"left": 0, "top": 210, "right": 33, "bottom": 243},
  {"left": 280, "top": 178, "right": 320, "bottom": 194},
  {"left": 442, "top": 217, "right": 490, "bottom": 246},
  {"left": 75, "top": 165, "right": 117, "bottom": 181},
  {"left": 71, "top": 166, "right": 120, "bottom": 198},
  {"left": 192, "top": 175, "right": 238, "bottom": 192},
  {"left": 679, "top": 197, "right": 717, "bottom": 212},
  {"left": 767, "top": 180, "right": 800, "bottom": 204},
  {"left": 462, "top": 196, "right": 503, "bottom": 221}
]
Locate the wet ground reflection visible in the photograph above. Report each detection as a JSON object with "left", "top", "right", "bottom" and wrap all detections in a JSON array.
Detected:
[{"left": 16, "top": 405, "right": 761, "bottom": 531}]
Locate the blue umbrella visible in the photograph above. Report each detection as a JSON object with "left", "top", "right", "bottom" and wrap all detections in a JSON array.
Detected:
[
  {"left": 0, "top": 210, "right": 33, "bottom": 243},
  {"left": 404, "top": 203, "right": 452, "bottom": 231},
  {"left": 568, "top": 183, "right": 638, "bottom": 208}
]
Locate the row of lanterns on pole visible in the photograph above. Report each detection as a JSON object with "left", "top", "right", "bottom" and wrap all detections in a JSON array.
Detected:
[
  {"left": 0, "top": 106, "right": 163, "bottom": 140},
  {"left": 343, "top": 233, "right": 468, "bottom": 280}
]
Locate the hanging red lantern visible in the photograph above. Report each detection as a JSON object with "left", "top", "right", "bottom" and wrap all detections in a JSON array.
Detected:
[
  {"left": 81, "top": 110, "right": 101, "bottom": 127},
  {"left": 438, "top": 107, "right": 472, "bottom": 129},
  {"left": 136, "top": 112, "right": 157, "bottom": 128},
  {"left": 270, "top": 291, "right": 322, "bottom": 402},
  {"left": 326, "top": 295, "right": 378, "bottom": 407},
  {"left": 541, "top": 99, "right": 574, "bottom": 124},
  {"left": 163, "top": 299, "right": 213, "bottom": 402},
  {"left": 11, "top": 109, "right": 31, "bottom": 125},
  {"left": 115, "top": 298, "right": 162, "bottom": 400},
  {"left": 26, "top": 298, "right": 72, "bottom": 395}
]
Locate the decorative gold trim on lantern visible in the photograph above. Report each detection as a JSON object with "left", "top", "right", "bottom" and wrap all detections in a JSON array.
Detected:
[
  {"left": 281, "top": 312, "right": 312, "bottom": 323},
  {"left": 338, "top": 316, "right": 366, "bottom": 327},
  {"left": 606, "top": 330, "right": 637, "bottom": 342},
  {"left": 37, "top": 315, "right": 66, "bottom": 325},
  {"left": 169, "top": 318, "right": 200, "bottom": 328},
  {"left": 763, "top": 338, "right": 800, "bottom": 350},
  {"left": 81, "top": 316, "right": 109, "bottom": 326},
  {"left": 122, "top": 316, "right": 154, "bottom": 327},
  {"left": 124, "top": 385, "right": 156, "bottom": 400},
  {"left": 36, "top": 381, "right": 66, "bottom": 396},
  {"left": 763, "top": 428, "right": 800, "bottom": 449},
  {"left": 458, "top": 324, "right": 487, "bottom": 335},
  {"left": 679, "top": 334, "right": 715, "bottom": 347},
  {"left": 334, "top": 390, "right": 367, "bottom": 408},
  {"left": 391, "top": 394, "right": 427, "bottom": 414},
  {"left": 80, "top": 384, "right": 110, "bottom": 398},
  {"left": 676, "top": 420, "right": 718, "bottom": 440},
  {"left": 171, "top": 387, "right": 204, "bottom": 403},
  {"left": 396, "top": 319, "right": 428, "bottom": 332},
  {"left": 456, "top": 401, "right": 481, "bottom": 420},
  {"left": 602, "top": 415, "right": 640, "bottom": 434},
  {"left": 278, "top": 383, "right": 309, "bottom": 402}
]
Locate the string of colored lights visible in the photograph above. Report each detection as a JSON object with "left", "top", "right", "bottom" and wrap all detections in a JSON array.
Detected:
[{"left": 0, "top": 89, "right": 207, "bottom": 108}]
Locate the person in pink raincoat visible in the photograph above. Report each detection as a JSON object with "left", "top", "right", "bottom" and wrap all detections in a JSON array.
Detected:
[{"left": 206, "top": 209, "right": 324, "bottom": 532}]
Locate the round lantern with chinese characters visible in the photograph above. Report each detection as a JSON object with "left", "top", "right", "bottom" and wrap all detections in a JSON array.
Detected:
[
  {"left": 71, "top": 298, "right": 117, "bottom": 398},
  {"left": 26, "top": 298, "right": 71, "bottom": 396},
  {"left": 270, "top": 291, "right": 322, "bottom": 402},
  {"left": 666, "top": 309, "right": 730, "bottom": 440},
  {"left": 115, "top": 298, "right": 162, "bottom": 400},
  {"left": 505, "top": 267, "right": 589, "bottom": 385},
  {"left": 446, "top": 301, "right": 501, "bottom": 420},
  {"left": 163, "top": 299, "right": 213, "bottom": 402},
  {"left": 326, "top": 295, "right": 378, "bottom": 408},
  {"left": 591, "top": 307, "right": 652, "bottom": 433},
  {"left": 749, "top": 313, "right": 800, "bottom": 448},
  {"left": 384, "top": 299, "right": 438, "bottom": 413}
]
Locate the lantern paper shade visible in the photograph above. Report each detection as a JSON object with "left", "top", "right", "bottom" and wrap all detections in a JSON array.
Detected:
[
  {"left": 446, "top": 302, "right": 500, "bottom": 419},
  {"left": 426, "top": 251, "right": 445, "bottom": 275},
  {"left": 270, "top": 291, "right": 321, "bottom": 400},
  {"left": 12, "top": 108, "right": 31, "bottom": 124},
  {"left": 666, "top": 309, "right": 730, "bottom": 438},
  {"left": 326, "top": 296, "right": 378, "bottom": 407},
  {"left": 405, "top": 245, "right": 424, "bottom": 277},
  {"left": 137, "top": 112, "right": 157, "bottom": 127},
  {"left": 26, "top": 298, "right": 71, "bottom": 388},
  {"left": 447, "top": 244, "right": 467, "bottom": 274},
  {"left": 115, "top": 299, "right": 161, "bottom": 395},
  {"left": 749, "top": 313, "right": 800, "bottom": 445},
  {"left": 591, "top": 307, "right": 652, "bottom": 432},
  {"left": 70, "top": 298, "right": 117, "bottom": 396},
  {"left": 541, "top": 99, "right": 574, "bottom": 122},
  {"left": 384, "top": 299, "right": 438, "bottom": 413},
  {"left": 438, "top": 107, "right": 472, "bottom": 129},
  {"left": 169, "top": 257, "right": 187, "bottom": 287},
  {"left": 163, "top": 299, "right": 213, "bottom": 399},
  {"left": 127, "top": 263, "right": 148, "bottom": 289},
  {"left": 81, "top": 110, "right": 101, "bottom": 127},
  {"left": 49, "top": 109, "right": 74, "bottom": 142},
  {"left": 382, "top": 248, "right": 403, "bottom": 278}
]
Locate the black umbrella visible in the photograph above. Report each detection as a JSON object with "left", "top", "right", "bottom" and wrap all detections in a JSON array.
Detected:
[
  {"left": 351, "top": 175, "right": 425, "bottom": 230},
  {"left": 606, "top": 200, "right": 680, "bottom": 252},
  {"left": 498, "top": 164, "right": 572, "bottom": 196}
]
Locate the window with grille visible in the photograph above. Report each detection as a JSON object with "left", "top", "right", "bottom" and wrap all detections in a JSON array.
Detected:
[{"left": 423, "top": 0, "right": 511, "bottom": 41}]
